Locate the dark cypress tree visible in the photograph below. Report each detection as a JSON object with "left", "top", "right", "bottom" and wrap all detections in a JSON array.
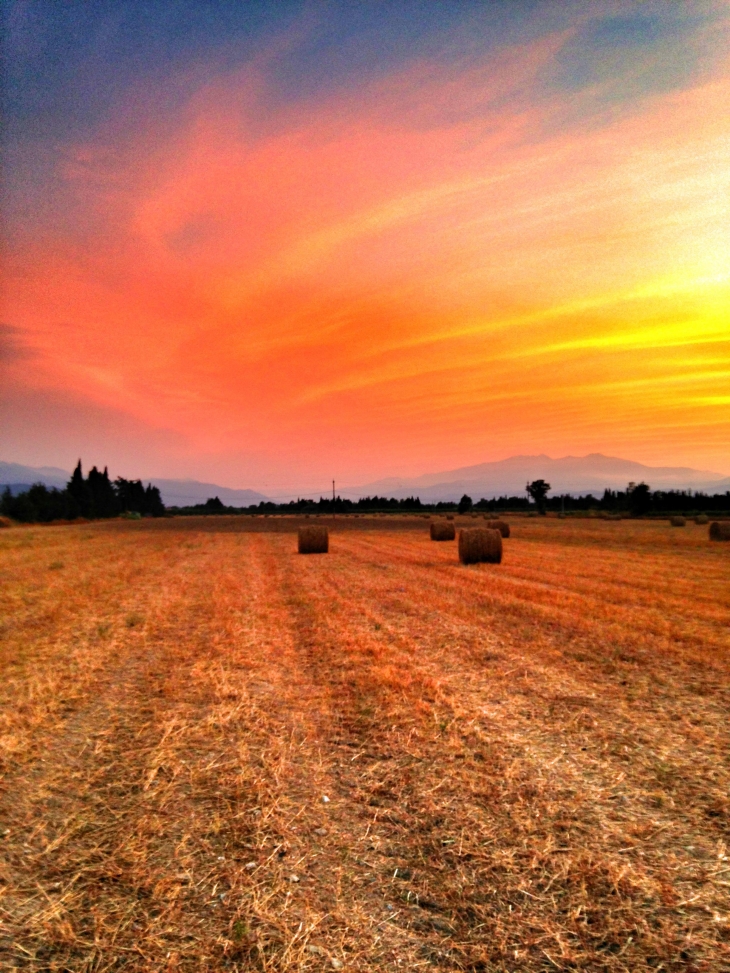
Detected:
[
  {"left": 87, "top": 465, "right": 119, "bottom": 518},
  {"left": 67, "top": 460, "right": 90, "bottom": 517},
  {"left": 114, "top": 478, "right": 164, "bottom": 516},
  {"left": 143, "top": 484, "right": 165, "bottom": 517},
  {"left": 115, "top": 477, "right": 143, "bottom": 513}
]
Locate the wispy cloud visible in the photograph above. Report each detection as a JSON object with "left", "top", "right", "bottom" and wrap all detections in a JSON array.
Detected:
[{"left": 3, "top": 4, "right": 729, "bottom": 483}]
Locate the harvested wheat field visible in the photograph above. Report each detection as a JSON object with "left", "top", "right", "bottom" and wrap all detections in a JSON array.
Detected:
[{"left": 1, "top": 516, "right": 729, "bottom": 972}]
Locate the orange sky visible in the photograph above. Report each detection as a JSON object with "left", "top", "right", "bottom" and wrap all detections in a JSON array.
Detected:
[{"left": 2, "top": 3, "right": 729, "bottom": 489}]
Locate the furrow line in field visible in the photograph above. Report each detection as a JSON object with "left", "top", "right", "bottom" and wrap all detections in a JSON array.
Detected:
[{"left": 269, "top": 532, "right": 730, "bottom": 969}]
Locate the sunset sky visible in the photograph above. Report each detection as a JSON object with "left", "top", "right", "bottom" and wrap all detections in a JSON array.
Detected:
[{"left": 2, "top": 0, "right": 729, "bottom": 492}]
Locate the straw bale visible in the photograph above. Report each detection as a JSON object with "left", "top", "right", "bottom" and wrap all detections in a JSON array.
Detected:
[
  {"left": 486, "top": 519, "right": 510, "bottom": 538},
  {"left": 446, "top": 515, "right": 454, "bottom": 520},
  {"left": 298, "top": 525, "right": 329, "bottom": 554},
  {"left": 695, "top": 513, "right": 709, "bottom": 524},
  {"left": 458, "top": 527, "right": 502, "bottom": 565},
  {"left": 670, "top": 516, "right": 686, "bottom": 527},
  {"left": 430, "top": 521, "right": 455, "bottom": 541},
  {"left": 0, "top": 516, "right": 12, "bottom": 528},
  {"left": 709, "top": 521, "right": 730, "bottom": 541}
]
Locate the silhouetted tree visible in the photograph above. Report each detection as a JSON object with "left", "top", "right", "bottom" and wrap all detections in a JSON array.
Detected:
[
  {"left": 628, "top": 481, "right": 651, "bottom": 516},
  {"left": 67, "top": 460, "right": 90, "bottom": 517},
  {"left": 114, "top": 477, "right": 145, "bottom": 514},
  {"left": 458, "top": 494, "right": 473, "bottom": 514},
  {"left": 526, "top": 479, "right": 551, "bottom": 514},
  {"left": 0, "top": 483, "right": 71, "bottom": 522},
  {"left": 144, "top": 484, "right": 165, "bottom": 517},
  {"left": 1, "top": 462, "right": 165, "bottom": 523},
  {"left": 87, "top": 465, "right": 119, "bottom": 518},
  {"left": 114, "top": 478, "right": 164, "bottom": 516}
]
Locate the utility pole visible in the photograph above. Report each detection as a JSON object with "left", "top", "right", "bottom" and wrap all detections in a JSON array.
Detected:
[{"left": 332, "top": 480, "right": 335, "bottom": 502}]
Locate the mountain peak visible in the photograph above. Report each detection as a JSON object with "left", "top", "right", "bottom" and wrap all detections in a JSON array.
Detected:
[{"left": 347, "top": 453, "right": 728, "bottom": 501}]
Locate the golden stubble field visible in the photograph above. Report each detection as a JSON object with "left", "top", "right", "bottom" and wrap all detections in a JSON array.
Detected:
[{"left": 0, "top": 515, "right": 728, "bottom": 972}]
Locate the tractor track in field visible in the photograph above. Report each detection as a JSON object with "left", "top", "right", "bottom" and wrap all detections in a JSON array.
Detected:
[
  {"left": 262, "top": 532, "right": 730, "bottom": 970},
  {"left": 0, "top": 640, "right": 165, "bottom": 968}
]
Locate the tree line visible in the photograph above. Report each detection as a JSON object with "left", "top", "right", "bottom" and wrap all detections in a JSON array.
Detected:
[
  {"left": 4, "top": 469, "right": 727, "bottom": 523},
  {"left": 170, "top": 495, "right": 430, "bottom": 515},
  {"left": 473, "top": 481, "right": 730, "bottom": 516},
  {"left": 178, "top": 480, "right": 729, "bottom": 517},
  {"left": 0, "top": 461, "right": 164, "bottom": 523}
]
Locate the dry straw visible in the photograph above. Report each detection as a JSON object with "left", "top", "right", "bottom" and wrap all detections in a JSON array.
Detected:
[
  {"left": 670, "top": 516, "right": 686, "bottom": 527},
  {"left": 458, "top": 527, "right": 503, "bottom": 565},
  {"left": 709, "top": 521, "right": 730, "bottom": 541},
  {"left": 4, "top": 517, "right": 730, "bottom": 970},
  {"left": 298, "top": 525, "right": 329, "bottom": 554},
  {"left": 486, "top": 519, "right": 510, "bottom": 538},
  {"left": 430, "top": 521, "right": 456, "bottom": 541}
]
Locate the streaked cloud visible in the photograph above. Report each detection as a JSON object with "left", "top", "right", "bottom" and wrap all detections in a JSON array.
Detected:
[{"left": 2, "top": 2, "right": 729, "bottom": 485}]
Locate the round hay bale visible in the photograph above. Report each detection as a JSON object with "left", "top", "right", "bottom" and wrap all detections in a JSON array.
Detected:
[
  {"left": 670, "top": 516, "right": 686, "bottom": 527},
  {"left": 430, "top": 521, "right": 455, "bottom": 541},
  {"left": 298, "top": 525, "right": 329, "bottom": 554},
  {"left": 446, "top": 514, "right": 454, "bottom": 521},
  {"left": 458, "top": 527, "right": 502, "bottom": 565},
  {"left": 486, "top": 519, "right": 510, "bottom": 538},
  {"left": 709, "top": 521, "right": 730, "bottom": 541},
  {"left": 695, "top": 513, "right": 709, "bottom": 524},
  {"left": 0, "top": 515, "right": 12, "bottom": 528}
]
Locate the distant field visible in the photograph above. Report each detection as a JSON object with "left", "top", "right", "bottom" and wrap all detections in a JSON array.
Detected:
[{"left": 1, "top": 517, "right": 728, "bottom": 971}]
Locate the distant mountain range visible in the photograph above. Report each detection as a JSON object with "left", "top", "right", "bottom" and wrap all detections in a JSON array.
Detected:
[
  {"left": 346, "top": 453, "right": 730, "bottom": 502},
  {"left": 0, "top": 463, "right": 267, "bottom": 506},
  {"left": 143, "top": 479, "right": 268, "bottom": 507},
  {"left": 0, "top": 462, "right": 70, "bottom": 494},
  {"left": 2, "top": 454, "right": 728, "bottom": 506}
]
